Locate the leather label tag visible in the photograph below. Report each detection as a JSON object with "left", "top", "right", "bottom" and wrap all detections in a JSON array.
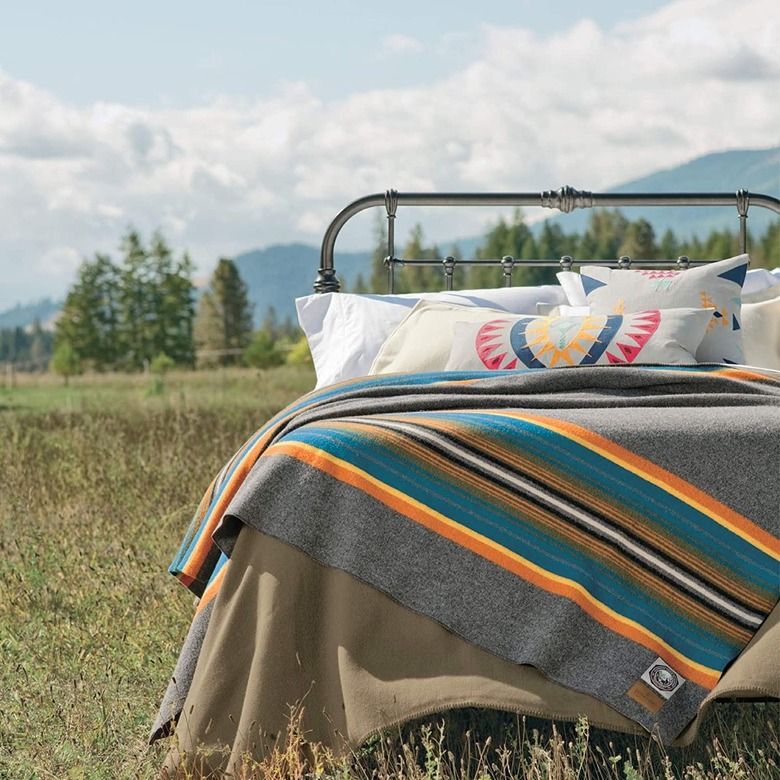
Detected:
[{"left": 627, "top": 680, "right": 665, "bottom": 714}]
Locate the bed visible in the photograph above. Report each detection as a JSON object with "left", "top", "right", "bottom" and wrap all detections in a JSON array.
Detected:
[{"left": 152, "top": 187, "right": 780, "bottom": 775}]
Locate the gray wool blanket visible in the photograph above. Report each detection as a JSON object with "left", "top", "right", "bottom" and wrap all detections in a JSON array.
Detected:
[{"left": 154, "top": 364, "right": 780, "bottom": 745}]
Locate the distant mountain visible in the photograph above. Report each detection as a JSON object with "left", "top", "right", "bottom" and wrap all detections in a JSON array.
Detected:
[
  {"left": 541, "top": 146, "right": 779, "bottom": 239},
  {"left": 0, "top": 298, "right": 61, "bottom": 330},
  {"left": 2, "top": 147, "right": 777, "bottom": 331},
  {"left": 232, "top": 242, "right": 371, "bottom": 326}
]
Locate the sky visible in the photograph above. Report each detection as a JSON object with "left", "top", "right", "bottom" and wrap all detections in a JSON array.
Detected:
[{"left": 0, "top": 0, "right": 778, "bottom": 311}]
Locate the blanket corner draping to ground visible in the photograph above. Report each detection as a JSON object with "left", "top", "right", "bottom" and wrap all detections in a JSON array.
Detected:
[{"left": 154, "top": 364, "right": 780, "bottom": 765}]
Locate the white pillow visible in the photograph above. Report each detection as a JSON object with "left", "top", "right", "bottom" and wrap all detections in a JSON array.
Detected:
[
  {"left": 556, "top": 271, "right": 588, "bottom": 307},
  {"left": 580, "top": 254, "right": 749, "bottom": 364},
  {"left": 741, "top": 286, "right": 780, "bottom": 370},
  {"left": 445, "top": 308, "right": 713, "bottom": 371},
  {"left": 743, "top": 267, "right": 780, "bottom": 296},
  {"left": 369, "top": 300, "right": 511, "bottom": 375},
  {"left": 296, "top": 285, "right": 568, "bottom": 388}
]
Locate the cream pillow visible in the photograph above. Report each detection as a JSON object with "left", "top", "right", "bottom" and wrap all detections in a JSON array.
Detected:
[
  {"left": 580, "top": 254, "right": 749, "bottom": 364},
  {"left": 444, "top": 308, "right": 713, "bottom": 371},
  {"left": 741, "top": 286, "right": 780, "bottom": 370},
  {"left": 369, "top": 300, "right": 511, "bottom": 375}
]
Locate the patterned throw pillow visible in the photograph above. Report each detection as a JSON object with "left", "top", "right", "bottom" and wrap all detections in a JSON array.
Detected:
[
  {"left": 580, "top": 254, "right": 749, "bottom": 364},
  {"left": 444, "top": 308, "right": 713, "bottom": 371}
]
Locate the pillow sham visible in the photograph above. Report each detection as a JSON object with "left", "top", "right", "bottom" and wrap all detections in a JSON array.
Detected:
[
  {"left": 369, "top": 300, "right": 511, "bottom": 375},
  {"left": 296, "top": 285, "right": 568, "bottom": 388},
  {"left": 557, "top": 262, "right": 772, "bottom": 309},
  {"left": 741, "top": 286, "right": 780, "bottom": 370},
  {"left": 580, "top": 254, "right": 749, "bottom": 364},
  {"left": 444, "top": 308, "right": 713, "bottom": 371}
]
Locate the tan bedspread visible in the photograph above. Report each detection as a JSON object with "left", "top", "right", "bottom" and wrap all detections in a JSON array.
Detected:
[{"left": 163, "top": 525, "right": 780, "bottom": 776}]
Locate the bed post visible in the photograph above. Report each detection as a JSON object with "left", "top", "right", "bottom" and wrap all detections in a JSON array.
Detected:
[
  {"left": 385, "top": 189, "right": 398, "bottom": 294},
  {"left": 736, "top": 189, "right": 749, "bottom": 256}
]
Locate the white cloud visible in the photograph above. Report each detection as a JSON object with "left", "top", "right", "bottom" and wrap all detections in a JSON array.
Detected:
[
  {"left": 380, "top": 34, "right": 424, "bottom": 56},
  {"left": 0, "top": 0, "right": 778, "bottom": 310}
]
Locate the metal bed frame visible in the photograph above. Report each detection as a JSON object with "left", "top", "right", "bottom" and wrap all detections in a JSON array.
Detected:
[{"left": 314, "top": 187, "right": 780, "bottom": 294}]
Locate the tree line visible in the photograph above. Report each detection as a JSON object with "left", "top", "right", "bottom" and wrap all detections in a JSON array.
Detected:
[
  {"left": 2, "top": 211, "right": 778, "bottom": 377},
  {"left": 26, "top": 229, "right": 302, "bottom": 382},
  {"left": 350, "top": 210, "right": 779, "bottom": 293}
]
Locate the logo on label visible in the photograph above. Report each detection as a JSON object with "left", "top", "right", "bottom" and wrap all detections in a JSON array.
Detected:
[
  {"left": 649, "top": 665, "right": 679, "bottom": 692},
  {"left": 640, "top": 657, "right": 686, "bottom": 700}
]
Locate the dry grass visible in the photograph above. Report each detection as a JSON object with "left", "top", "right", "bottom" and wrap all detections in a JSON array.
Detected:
[
  {"left": 162, "top": 703, "right": 780, "bottom": 780},
  {"left": 0, "top": 366, "right": 777, "bottom": 779}
]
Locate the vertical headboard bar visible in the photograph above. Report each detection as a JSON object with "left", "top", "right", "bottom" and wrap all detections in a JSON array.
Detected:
[
  {"left": 385, "top": 189, "right": 398, "bottom": 294},
  {"left": 443, "top": 256, "right": 456, "bottom": 291},
  {"left": 736, "top": 189, "right": 750, "bottom": 256}
]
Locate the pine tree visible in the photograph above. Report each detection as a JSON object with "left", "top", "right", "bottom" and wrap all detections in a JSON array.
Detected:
[
  {"left": 757, "top": 221, "right": 780, "bottom": 268},
  {"left": 56, "top": 228, "right": 195, "bottom": 372},
  {"left": 194, "top": 258, "right": 254, "bottom": 366},
  {"left": 369, "top": 212, "right": 390, "bottom": 293},
  {"left": 468, "top": 209, "right": 538, "bottom": 288},
  {"left": 398, "top": 224, "right": 442, "bottom": 293},
  {"left": 117, "top": 229, "right": 156, "bottom": 370},
  {"left": 55, "top": 252, "right": 121, "bottom": 370},
  {"left": 148, "top": 232, "right": 196, "bottom": 366},
  {"left": 659, "top": 229, "right": 678, "bottom": 260},
  {"left": 618, "top": 219, "right": 658, "bottom": 261},
  {"left": 50, "top": 341, "right": 81, "bottom": 385},
  {"left": 577, "top": 210, "right": 630, "bottom": 259}
]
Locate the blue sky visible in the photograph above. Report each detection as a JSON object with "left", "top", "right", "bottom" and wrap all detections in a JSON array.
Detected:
[
  {"left": 2, "top": 1, "right": 673, "bottom": 106},
  {"left": 0, "top": 0, "right": 777, "bottom": 310}
]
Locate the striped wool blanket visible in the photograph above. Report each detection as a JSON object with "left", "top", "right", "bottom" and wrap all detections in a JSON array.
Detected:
[{"left": 160, "top": 364, "right": 780, "bottom": 743}]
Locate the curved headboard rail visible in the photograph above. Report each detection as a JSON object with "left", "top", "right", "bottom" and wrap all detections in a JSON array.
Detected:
[{"left": 314, "top": 188, "right": 780, "bottom": 293}]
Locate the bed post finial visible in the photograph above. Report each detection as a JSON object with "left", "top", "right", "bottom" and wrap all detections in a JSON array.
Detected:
[
  {"left": 314, "top": 267, "right": 340, "bottom": 293},
  {"left": 541, "top": 186, "right": 594, "bottom": 213},
  {"left": 442, "top": 256, "right": 456, "bottom": 291},
  {"left": 501, "top": 256, "right": 515, "bottom": 287}
]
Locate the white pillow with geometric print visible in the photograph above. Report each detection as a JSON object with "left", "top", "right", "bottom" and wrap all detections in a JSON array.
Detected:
[
  {"left": 580, "top": 254, "right": 749, "bottom": 364},
  {"left": 444, "top": 308, "right": 713, "bottom": 371}
]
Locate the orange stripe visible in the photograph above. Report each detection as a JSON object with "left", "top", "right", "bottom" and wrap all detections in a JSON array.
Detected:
[
  {"left": 714, "top": 367, "right": 779, "bottom": 383},
  {"left": 195, "top": 564, "right": 227, "bottom": 615},
  {"left": 272, "top": 440, "right": 721, "bottom": 688}
]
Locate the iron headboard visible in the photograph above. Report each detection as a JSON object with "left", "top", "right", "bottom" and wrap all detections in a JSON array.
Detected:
[{"left": 314, "top": 187, "right": 780, "bottom": 294}]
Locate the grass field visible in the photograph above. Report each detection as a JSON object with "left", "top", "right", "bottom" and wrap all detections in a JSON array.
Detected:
[{"left": 0, "top": 367, "right": 777, "bottom": 779}]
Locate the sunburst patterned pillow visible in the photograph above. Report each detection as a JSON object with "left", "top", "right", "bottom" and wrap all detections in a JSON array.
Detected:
[{"left": 444, "top": 308, "right": 714, "bottom": 371}]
